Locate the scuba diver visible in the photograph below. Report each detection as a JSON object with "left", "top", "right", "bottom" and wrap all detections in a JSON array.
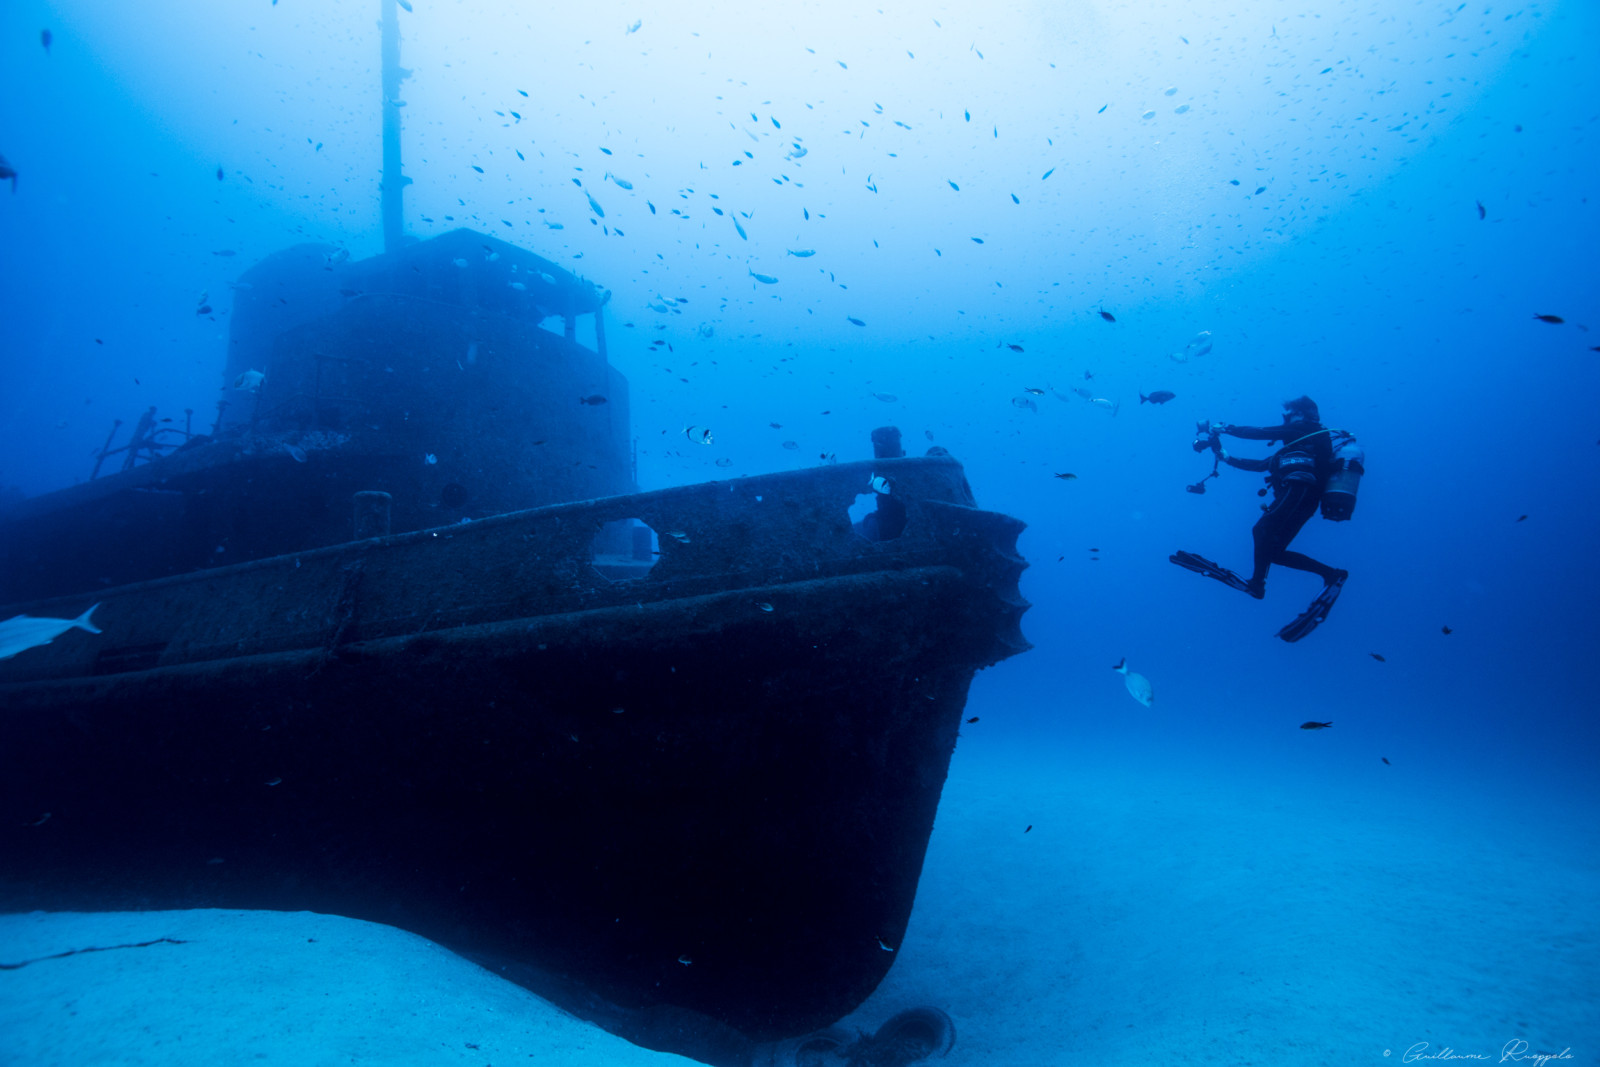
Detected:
[{"left": 1171, "top": 396, "right": 1363, "bottom": 642}]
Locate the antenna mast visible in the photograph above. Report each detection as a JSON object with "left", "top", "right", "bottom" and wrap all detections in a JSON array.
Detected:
[{"left": 380, "top": 0, "right": 412, "bottom": 252}]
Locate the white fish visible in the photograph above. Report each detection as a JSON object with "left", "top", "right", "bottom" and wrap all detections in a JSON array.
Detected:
[
  {"left": 1090, "top": 397, "right": 1114, "bottom": 408},
  {"left": 0, "top": 604, "right": 102, "bottom": 661},
  {"left": 869, "top": 475, "right": 892, "bottom": 495},
  {"left": 684, "top": 426, "right": 714, "bottom": 445},
  {"left": 1112, "top": 657, "right": 1153, "bottom": 707},
  {"left": 452, "top": 257, "right": 470, "bottom": 268},
  {"left": 509, "top": 281, "right": 527, "bottom": 290},
  {"left": 749, "top": 270, "right": 779, "bottom": 284},
  {"left": 1169, "top": 350, "right": 1189, "bottom": 364},
  {"left": 234, "top": 369, "right": 265, "bottom": 392}
]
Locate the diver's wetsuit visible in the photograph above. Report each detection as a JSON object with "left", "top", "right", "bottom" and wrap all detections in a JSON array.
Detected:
[{"left": 1220, "top": 419, "right": 1343, "bottom": 594}]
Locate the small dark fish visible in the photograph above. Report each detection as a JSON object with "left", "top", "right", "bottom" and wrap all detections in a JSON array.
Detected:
[
  {"left": 1024, "top": 825, "right": 1032, "bottom": 833},
  {"left": 1381, "top": 757, "right": 1391, "bottom": 766},
  {"left": 1140, "top": 390, "right": 1176, "bottom": 405},
  {"left": 0, "top": 153, "right": 16, "bottom": 194},
  {"left": 1230, "top": 179, "right": 1240, "bottom": 185},
  {"left": 847, "top": 316, "right": 866, "bottom": 326},
  {"left": 578, "top": 394, "right": 608, "bottom": 405},
  {"left": 1370, "top": 652, "right": 1386, "bottom": 662},
  {"left": 965, "top": 716, "right": 978, "bottom": 724},
  {"left": 1098, "top": 104, "right": 1108, "bottom": 113},
  {"left": 1041, "top": 167, "right": 1055, "bottom": 180},
  {"left": 471, "top": 165, "right": 484, "bottom": 174},
  {"left": 1053, "top": 472, "right": 1077, "bottom": 480},
  {"left": 41, "top": 29, "right": 52, "bottom": 53},
  {"left": 1254, "top": 186, "right": 1266, "bottom": 195},
  {"left": 1011, "top": 193, "right": 1019, "bottom": 204},
  {"left": 948, "top": 180, "right": 960, "bottom": 191},
  {"left": 216, "top": 167, "right": 225, "bottom": 181},
  {"left": 1516, "top": 514, "right": 1528, "bottom": 522},
  {"left": 1441, "top": 625, "right": 1453, "bottom": 635},
  {"left": 1006, "top": 343, "right": 1024, "bottom": 352},
  {"left": 195, "top": 305, "right": 212, "bottom": 316},
  {"left": 1098, "top": 310, "right": 1115, "bottom": 322},
  {"left": 1300, "top": 721, "right": 1333, "bottom": 730},
  {"left": 1476, "top": 200, "right": 1486, "bottom": 219},
  {"left": 1533, "top": 314, "right": 1564, "bottom": 324}
]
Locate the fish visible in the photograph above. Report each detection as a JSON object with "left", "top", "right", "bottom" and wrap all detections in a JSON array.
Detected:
[
  {"left": 508, "top": 281, "right": 526, "bottom": 291},
  {"left": 965, "top": 717, "right": 979, "bottom": 724},
  {"left": 1169, "top": 351, "right": 1189, "bottom": 363},
  {"left": 0, "top": 603, "right": 101, "bottom": 661},
  {"left": 1041, "top": 167, "right": 1055, "bottom": 180},
  {"left": 471, "top": 165, "right": 484, "bottom": 174},
  {"left": 787, "top": 249, "right": 816, "bottom": 257},
  {"left": 1140, "top": 390, "right": 1176, "bottom": 405},
  {"left": 1023, "top": 387, "right": 1044, "bottom": 395},
  {"left": 584, "top": 190, "right": 605, "bottom": 217},
  {"left": 1476, "top": 201, "right": 1486, "bottom": 219},
  {"left": 1090, "top": 397, "right": 1114, "bottom": 409},
  {"left": 684, "top": 426, "right": 714, "bottom": 445},
  {"left": 1516, "top": 514, "right": 1527, "bottom": 522},
  {"left": 196, "top": 305, "right": 212, "bottom": 316},
  {"left": 41, "top": 28, "right": 52, "bottom": 53},
  {"left": 749, "top": 270, "right": 779, "bottom": 284},
  {"left": 1370, "top": 652, "right": 1386, "bottom": 662},
  {"left": 1012, "top": 397, "right": 1038, "bottom": 412},
  {"left": 626, "top": 18, "right": 642, "bottom": 33},
  {"left": 607, "top": 173, "right": 634, "bottom": 190},
  {"left": 1011, "top": 193, "right": 1020, "bottom": 204},
  {"left": 733, "top": 217, "right": 747, "bottom": 240},
  {"left": 871, "top": 392, "right": 897, "bottom": 402},
  {"left": 234, "top": 369, "right": 266, "bottom": 392},
  {"left": 1441, "top": 625, "right": 1453, "bottom": 635},
  {"left": 948, "top": 180, "right": 960, "bottom": 191},
  {"left": 848, "top": 317, "right": 866, "bottom": 327},
  {"left": 1098, "top": 310, "right": 1116, "bottom": 322},
  {"left": 578, "top": 394, "right": 608, "bottom": 405},
  {"left": 283, "top": 443, "right": 307, "bottom": 463},
  {"left": 1382, "top": 757, "right": 1391, "bottom": 765},
  {"left": 1112, "top": 658, "right": 1153, "bottom": 707},
  {"left": 0, "top": 153, "right": 16, "bottom": 194},
  {"left": 1006, "top": 343, "right": 1024, "bottom": 352},
  {"left": 216, "top": 167, "right": 225, "bottom": 181},
  {"left": 1533, "top": 314, "right": 1564, "bottom": 324},
  {"left": 1299, "top": 721, "right": 1333, "bottom": 730},
  {"left": 869, "top": 475, "right": 892, "bottom": 495},
  {"left": 1053, "top": 473, "right": 1077, "bottom": 480}
]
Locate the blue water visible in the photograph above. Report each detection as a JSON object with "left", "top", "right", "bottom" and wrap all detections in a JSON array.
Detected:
[{"left": 2, "top": 0, "right": 1596, "bottom": 1063}]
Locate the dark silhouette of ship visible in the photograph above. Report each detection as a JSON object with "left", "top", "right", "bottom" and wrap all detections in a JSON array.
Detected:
[{"left": 0, "top": 5, "right": 1029, "bottom": 1064}]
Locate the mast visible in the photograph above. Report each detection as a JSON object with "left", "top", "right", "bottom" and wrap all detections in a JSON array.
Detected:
[{"left": 380, "top": 0, "right": 412, "bottom": 252}]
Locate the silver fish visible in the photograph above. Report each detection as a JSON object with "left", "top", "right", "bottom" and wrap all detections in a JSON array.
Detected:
[
  {"left": 0, "top": 604, "right": 101, "bottom": 661},
  {"left": 1112, "top": 657, "right": 1153, "bottom": 707}
]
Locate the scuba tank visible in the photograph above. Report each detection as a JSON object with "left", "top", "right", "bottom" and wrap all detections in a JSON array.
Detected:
[{"left": 1321, "top": 431, "right": 1364, "bottom": 521}]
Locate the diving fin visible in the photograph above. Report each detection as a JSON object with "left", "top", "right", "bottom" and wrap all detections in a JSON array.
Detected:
[
  {"left": 1276, "top": 572, "right": 1348, "bottom": 643},
  {"left": 1169, "top": 550, "right": 1253, "bottom": 594}
]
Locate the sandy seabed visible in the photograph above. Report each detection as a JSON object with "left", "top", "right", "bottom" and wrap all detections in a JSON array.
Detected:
[{"left": 2, "top": 747, "right": 1595, "bottom": 1066}]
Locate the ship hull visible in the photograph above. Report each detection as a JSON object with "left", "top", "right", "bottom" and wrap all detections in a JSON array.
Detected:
[{"left": 0, "top": 457, "right": 1027, "bottom": 1061}]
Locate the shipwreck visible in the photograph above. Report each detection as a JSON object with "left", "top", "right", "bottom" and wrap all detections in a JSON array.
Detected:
[{"left": 0, "top": 4, "right": 1030, "bottom": 1064}]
